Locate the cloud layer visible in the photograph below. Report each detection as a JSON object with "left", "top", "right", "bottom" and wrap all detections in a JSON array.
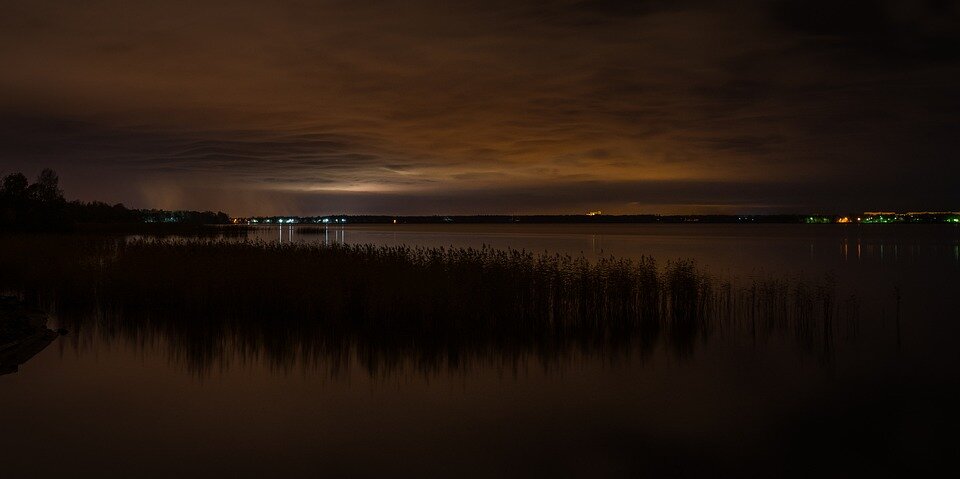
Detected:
[{"left": 1, "top": 0, "right": 958, "bottom": 214}]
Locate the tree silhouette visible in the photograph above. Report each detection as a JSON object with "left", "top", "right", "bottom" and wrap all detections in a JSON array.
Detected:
[
  {"left": 1, "top": 172, "right": 29, "bottom": 198},
  {"left": 1, "top": 169, "right": 68, "bottom": 230},
  {"left": 29, "top": 169, "right": 64, "bottom": 204},
  {"left": 1, "top": 168, "right": 231, "bottom": 231}
]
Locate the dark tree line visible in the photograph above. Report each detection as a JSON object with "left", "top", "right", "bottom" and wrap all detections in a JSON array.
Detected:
[
  {"left": 0, "top": 169, "right": 229, "bottom": 231},
  {"left": 0, "top": 169, "right": 68, "bottom": 231}
]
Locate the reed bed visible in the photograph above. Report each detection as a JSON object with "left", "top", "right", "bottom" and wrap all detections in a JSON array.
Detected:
[{"left": 0, "top": 235, "right": 858, "bottom": 375}]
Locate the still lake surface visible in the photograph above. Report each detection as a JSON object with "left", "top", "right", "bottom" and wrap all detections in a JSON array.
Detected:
[{"left": 3, "top": 224, "right": 959, "bottom": 476}]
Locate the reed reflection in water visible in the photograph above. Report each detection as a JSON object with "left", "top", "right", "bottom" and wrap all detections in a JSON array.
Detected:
[{"left": 0, "top": 236, "right": 861, "bottom": 377}]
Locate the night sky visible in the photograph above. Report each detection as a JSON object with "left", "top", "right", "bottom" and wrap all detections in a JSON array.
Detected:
[{"left": 1, "top": 0, "right": 958, "bottom": 215}]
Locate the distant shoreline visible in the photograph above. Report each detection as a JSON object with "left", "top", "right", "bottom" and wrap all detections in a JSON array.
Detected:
[{"left": 231, "top": 212, "right": 960, "bottom": 225}]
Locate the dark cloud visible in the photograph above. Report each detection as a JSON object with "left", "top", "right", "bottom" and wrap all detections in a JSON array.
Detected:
[
  {"left": 774, "top": 0, "right": 960, "bottom": 63},
  {"left": 0, "top": 0, "right": 957, "bottom": 214}
]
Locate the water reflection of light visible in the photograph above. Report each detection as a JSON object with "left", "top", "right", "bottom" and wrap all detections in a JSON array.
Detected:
[
  {"left": 590, "top": 234, "right": 604, "bottom": 257},
  {"left": 320, "top": 226, "right": 346, "bottom": 245},
  {"left": 276, "top": 225, "right": 298, "bottom": 244}
]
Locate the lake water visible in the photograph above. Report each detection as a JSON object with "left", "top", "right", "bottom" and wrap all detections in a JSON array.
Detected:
[
  {"left": 2, "top": 224, "right": 959, "bottom": 476},
  {"left": 254, "top": 222, "right": 960, "bottom": 275}
]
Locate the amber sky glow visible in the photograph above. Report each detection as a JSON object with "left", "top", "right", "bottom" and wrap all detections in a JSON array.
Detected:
[{"left": 1, "top": 0, "right": 958, "bottom": 214}]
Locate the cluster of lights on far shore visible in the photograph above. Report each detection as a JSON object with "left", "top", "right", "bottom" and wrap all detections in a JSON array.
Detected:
[
  {"left": 805, "top": 212, "right": 960, "bottom": 224},
  {"left": 244, "top": 217, "right": 347, "bottom": 225}
]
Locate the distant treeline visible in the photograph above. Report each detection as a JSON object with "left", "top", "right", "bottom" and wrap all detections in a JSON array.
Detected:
[
  {"left": 249, "top": 213, "right": 960, "bottom": 225},
  {"left": 309, "top": 214, "right": 808, "bottom": 224},
  {"left": 245, "top": 214, "right": 814, "bottom": 225},
  {"left": 249, "top": 212, "right": 960, "bottom": 225},
  {"left": 0, "top": 169, "right": 229, "bottom": 231}
]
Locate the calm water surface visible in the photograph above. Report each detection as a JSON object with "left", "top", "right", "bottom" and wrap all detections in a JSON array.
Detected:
[
  {"left": 257, "top": 222, "right": 960, "bottom": 272},
  {"left": 2, "top": 224, "right": 959, "bottom": 476}
]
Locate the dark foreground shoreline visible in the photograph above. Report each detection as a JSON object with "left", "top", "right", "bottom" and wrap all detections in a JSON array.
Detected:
[{"left": 0, "top": 297, "right": 59, "bottom": 375}]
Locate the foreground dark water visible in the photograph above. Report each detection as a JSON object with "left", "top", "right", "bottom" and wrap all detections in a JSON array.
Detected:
[{"left": 1, "top": 224, "right": 958, "bottom": 477}]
